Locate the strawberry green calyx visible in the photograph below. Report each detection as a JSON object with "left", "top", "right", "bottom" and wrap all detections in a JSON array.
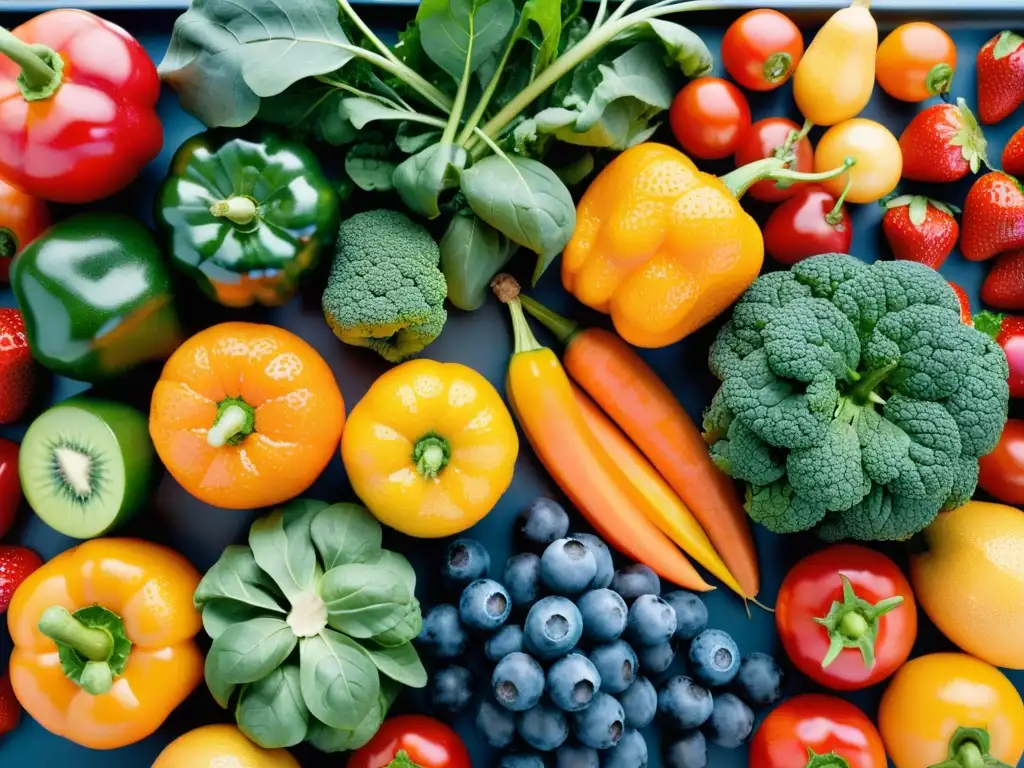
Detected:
[
  {"left": 813, "top": 574, "right": 904, "bottom": 668},
  {"left": 948, "top": 98, "right": 989, "bottom": 174},
  {"left": 883, "top": 195, "right": 960, "bottom": 227},
  {"left": 994, "top": 31, "right": 1024, "bottom": 60}
]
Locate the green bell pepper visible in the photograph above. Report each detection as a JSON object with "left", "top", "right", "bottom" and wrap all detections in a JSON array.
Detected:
[
  {"left": 10, "top": 213, "right": 183, "bottom": 383},
  {"left": 156, "top": 130, "right": 341, "bottom": 307}
]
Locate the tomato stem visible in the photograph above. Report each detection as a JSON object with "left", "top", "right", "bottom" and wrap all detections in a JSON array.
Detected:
[
  {"left": 720, "top": 156, "right": 855, "bottom": 199},
  {"left": 763, "top": 51, "right": 794, "bottom": 84},
  {"left": 813, "top": 573, "right": 905, "bottom": 669},
  {"left": 0, "top": 27, "right": 64, "bottom": 101},
  {"left": 805, "top": 749, "right": 852, "bottom": 768},
  {"left": 385, "top": 751, "right": 420, "bottom": 768},
  {"left": 825, "top": 169, "right": 855, "bottom": 227},
  {"left": 926, "top": 62, "right": 955, "bottom": 96}
]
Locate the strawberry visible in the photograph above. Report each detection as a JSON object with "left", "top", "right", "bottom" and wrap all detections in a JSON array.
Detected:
[
  {"left": 0, "top": 671, "right": 19, "bottom": 737},
  {"left": 0, "top": 545, "right": 42, "bottom": 613},
  {"left": 899, "top": 99, "right": 988, "bottom": 183},
  {"left": 977, "top": 30, "right": 1024, "bottom": 125},
  {"left": 961, "top": 172, "right": 1024, "bottom": 262},
  {"left": 0, "top": 308, "right": 33, "bottom": 424},
  {"left": 881, "top": 195, "right": 960, "bottom": 269},
  {"left": 982, "top": 249, "right": 1024, "bottom": 310},
  {"left": 949, "top": 281, "right": 972, "bottom": 325},
  {"left": 1004, "top": 125, "right": 1024, "bottom": 178}
]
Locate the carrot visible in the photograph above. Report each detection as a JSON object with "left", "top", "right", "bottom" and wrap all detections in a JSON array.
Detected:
[
  {"left": 521, "top": 295, "right": 760, "bottom": 598},
  {"left": 495, "top": 277, "right": 713, "bottom": 592},
  {"left": 573, "top": 384, "right": 746, "bottom": 598}
]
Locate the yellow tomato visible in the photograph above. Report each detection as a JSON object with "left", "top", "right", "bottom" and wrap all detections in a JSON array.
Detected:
[
  {"left": 814, "top": 118, "right": 902, "bottom": 204},
  {"left": 341, "top": 359, "right": 518, "bottom": 538},
  {"left": 879, "top": 653, "right": 1024, "bottom": 768},
  {"left": 152, "top": 725, "right": 299, "bottom": 768},
  {"left": 911, "top": 501, "right": 1024, "bottom": 669}
]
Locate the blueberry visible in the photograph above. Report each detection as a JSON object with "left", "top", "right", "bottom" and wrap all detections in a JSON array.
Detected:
[
  {"left": 664, "top": 731, "right": 707, "bottom": 768},
  {"left": 637, "top": 640, "right": 676, "bottom": 675},
  {"left": 626, "top": 594, "right": 677, "bottom": 647},
  {"left": 569, "top": 533, "right": 614, "bottom": 588},
  {"left": 541, "top": 538, "right": 598, "bottom": 596},
  {"left": 733, "top": 652, "right": 785, "bottom": 708},
  {"left": 493, "top": 652, "right": 546, "bottom": 711},
  {"left": 688, "top": 629, "right": 740, "bottom": 688},
  {"left": 460, "top": 578, "right": 511, "bottom": 631},
  {"left": 517, "top": 702, "right": 569, "bottom": 751},
  {"left": 504, "top": 553, "right": 543, "bottom": 609},
  {"left": 703, "top": 693, "right": 754, "bottom": 749},
  {"left": 571, "top": 692, "right": 626, "bottom": 749},
  {"left": 617, "top": 676, "right": 657, "bottom": 729},
  {"left": 547, "top": 652, "right": 602, "bottom": 712},
  {"left": 611, "top": 564, "right": 660, "bottom": 602},
  {"left": 590, "top": 640, "right": 638, "bottom": 694},
  {"left": 657, "top": 676, "right": 713, "bottom": 730},
  {"left": 662, "top": 591, "right": 708, "bottom": 641},
  {"left": 478, "top": 699, "right": 517, "bottom": 748},
  {"left": 524, "top": 596, "right": 584, "bottom": 659},
  {"left": 416, "top": 604, "right": 468, "bottom": 660},
  {"left": 577, "top": 589, "right": 628, "bottom": 644},
  {"left": 602, "top": 728, "right": 648, "bottom": 768},
  {"left": 429, "top": 665, "right": 474, "bottom": 713},
  {"left": 516, "top": 497, "right": 570, "bottom": 551},
  {"left": 556, "top": 743, "right": 600, "bottom": 768},
  {"left": 443, "top": 538, "right": 490, "bottom": 588},
  {"left": 487, "top": 624, "right": 525, "bottom": 662},
  {"left": 500, "top": 754, "right": 546, "bottom": 768}
]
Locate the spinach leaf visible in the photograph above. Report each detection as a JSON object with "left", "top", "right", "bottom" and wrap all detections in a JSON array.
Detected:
[
  {"left": 201, "top": 599, "right": 275, "bottom": 640},
  {"left": 417, "top": 0, "right": 517, "bottom": 81},
  {"left": 393, "top": 144, "right": 468, "bottom": 219},
  {"left": 206, "top": 617, "right": 298, "bottom": 685},
  {"left": 516, "top": 0, "right": 563, "bottom": 76},
  {"left": 615, "top": 19, "right": 714, "bottom": 77},
  {"left": 345, "top": 145, "right": 397, "bottom": 192},
  {"left": 299, "top": 631, "right": 380, "bottom": 729},
  {"left": 249, "top": 504, "right": 320, "bottom": 602},
  {"left": 205, "top": 659, "right": 237, "bottom": 709},
  {"left": 574, "top": 44, "right": 674, "bottom": 129},
  {"left": 304, "top": 685, "right": 388, "bottom": 752},
  {"left": 236, "top": 665, "right": 309, "bottom": 748},
  {"left": 361, "top": 641, "right": 428, "bottom": 688},
  {"left": 341, "top": 98, "right": 437, "bottom": 131},
  {"left": 531, "top": 100, "right": 660, "bottom": 150},
  {"left": 461, "top": 154, "right": 576, "bottom": 283},
  {"left": 370, "top": 598, "right": 423, "bottom": 648},
  {"left": 373, "top": 549, "right": 418, "bottom": 594},
  {"left": 397, "top": 123, "right": 442, "bottom": 154},
  {"left": 194, "top": 545, "right": 285, "bottom": 613},
  {"left": 158, "top": 0, "right": 355, "bottom": 128},
  {"left": 441, "top": 211, "right": 518, "bottom": 311},
  {"left": 310, "top": 503, "right": 383, "bottom": 571},
  {"left": 320, "top": 563, "right": 413, "bottom": 639}
]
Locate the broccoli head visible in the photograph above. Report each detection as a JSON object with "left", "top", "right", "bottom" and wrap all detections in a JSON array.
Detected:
[
  {"left": 705, "top": 254, "right": 1010, "bottom": 543},
  {"left": 323, "top": 209, "right": 448, "bottom": 363}
]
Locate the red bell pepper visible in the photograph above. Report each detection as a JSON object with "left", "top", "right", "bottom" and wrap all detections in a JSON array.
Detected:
[{"left": 0, "top": 10, "right": 162, "bottom": 204}]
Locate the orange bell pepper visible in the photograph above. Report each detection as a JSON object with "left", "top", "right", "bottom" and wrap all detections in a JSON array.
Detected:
[
  {"left": 562, "top": 142, "right": 854, "bottom": 348},
  {"left": 6, "top": 538, "right": 203, "bottom": 750},
  {"left": 149, "top": 322, "right": 345, "bottom": 509}
]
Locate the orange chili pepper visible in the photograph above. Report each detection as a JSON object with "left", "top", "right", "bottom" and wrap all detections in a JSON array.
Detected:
[
  {"left": 149, "top": 322, "right": 345, "bottom": 509},
  {"left": 6, "top": 538, "right": 203, "bottom": 750}
]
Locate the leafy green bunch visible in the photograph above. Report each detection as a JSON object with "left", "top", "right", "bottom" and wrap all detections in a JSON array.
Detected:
[
  {"left": 157, "top": 0, "right": 714, "bottom": 310},
  {"left": 195, "top": 500, "right": 425, "bottom": 753},
  {"left": 704, "top": 254, "right": 1009, "bottom": 543}
]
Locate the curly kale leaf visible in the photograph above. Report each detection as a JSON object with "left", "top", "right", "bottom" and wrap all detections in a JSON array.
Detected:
[
  {"left": 943, "top": 333, "right": 1010, "bottom": 458},
  {"left": 791, "top": 253, "right": 867, "bottom": 300},
  {"left": 817, "top": 484, "right": 944, "bottom": 542},
  {"left": 746, "top": 482, "right": 828, "bottom": 534},
  {"left": 881, "top": 394, "right": 962, "bottom": 501},
  {"left": 761, "top": 297, "right": 861, "bottom": 384},
  {"left": 786, "top": 420, "right": 869, "bottom": 512},
  {"left": 710, "top": 420, "right": 785, "bottom": 487}
]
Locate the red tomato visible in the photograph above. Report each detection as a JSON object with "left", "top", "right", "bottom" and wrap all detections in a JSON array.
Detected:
[
  {"left": 721, "top": 9, "right": 805, "bottom": 92},
  {"left": 763, "top": 186, "right": 853, "bottom": 265},
  {"left": 669, "top": 78, "right": 752, "bottom": 160},
  {"left": 750, "top": 694, "right": 888, "bottom": 768},
  {"left": 0, "top": 179, "right": 49, "bottom": 283},
  {"left": 734, "top": 117, "right": 814, "bottom": 202},
  {"left": 976, "top": 313, "right": 1024, "bottom": 398},
  {"left": 0, "top": 439, "right": 19, "bottom": 540},
  {"left": 776, "top": 544, "right": 917, "bottom": 691},
  {"left": 347, "top": 716, "right": 471, "bottom": 768},
  {"left": 979, "top": 419, "right": 1024, "bottom": 505}
]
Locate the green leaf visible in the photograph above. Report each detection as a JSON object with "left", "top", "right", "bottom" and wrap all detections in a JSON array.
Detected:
[
  {"left": 441, "top": 211, "right": 518, "bottom": 311},
  {"left": 310, "top": 503, "right": 383, "bottom": 570},
  {"left": 249, "top": 504, "right": 321, "bottom": 602},
  {"left": 317, "top": 97, "right": 362, "bottom": 145},
  {"left": 370, "top": 598, "right": 423, "bottom": 648},
  {"left": 299, "top": 631, "right": 380, "bottom": 729},
  {"left": 201, "top": 599, "right": 275, "bottom": 641},
  {"left": 616, "top": 20, "right": 714, "bottom": 77},
  {"left": 393, "top": 143, "right": 468, "bottom": 219},
  {"left": 517, "top": 0, "right": 563, "bottom": 74},
  {"left": 346, "top": 145, "right": 398, "bottom": 192},
  {"left": 304, "top": 692, "right": 387, "bottom": 752},
  {"left": 574, "top": 44, "right": 674, "bottom": 130},
  {"left": 461, "top": 153, "right": 576, "bottom": 283},
  {"left": 236, "top": 665, "right": 309, "bottom": 748},
  {"left": 373, "top": 550, "right": 418, "bottom": 594},
  {"left": 205, "top": 617, "right": 298, "bottom": 685},
  {"left": 158, "top": 0, "right": 355, "bottom": 128},
  {"left": 320, "top": 563, "right": 413, "bottom": 638},
  {"left": 341, "top": 98, "right": 422, "bottom": 130},
  {"left": 397, "top": 123, "right": 443, "bottom": 154},
  {"left": 194, "top": 545, "right": 285, "bottom": 613},
  {"left": 361, "top": 642, "right": 428, "bottom": 688},
  {"left": 995, "top": 30, "right": 1024, "bottom": 59},
  {"left": 417, "top": 0, "right": 517, "bottom": 81},
  {"left": 206, "top": 665, "right": 237, "bottom": 709}
]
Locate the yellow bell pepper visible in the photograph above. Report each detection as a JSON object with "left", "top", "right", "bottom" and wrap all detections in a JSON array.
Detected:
[
  {"left": 6, "top": 538, "right": 203, "bottom": 750},
  {"left": 341, "top": 359, "right": 518, "bottom": 538}
]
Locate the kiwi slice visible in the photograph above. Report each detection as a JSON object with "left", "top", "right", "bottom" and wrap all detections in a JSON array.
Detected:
[{"left": 20, "top": 398, "right": 154, "bottom": 539}]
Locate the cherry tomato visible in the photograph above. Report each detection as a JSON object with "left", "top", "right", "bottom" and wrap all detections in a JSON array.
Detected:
[
  {"left": 876, "top": 22, "right": 958, "bottom": 102},
  {"left": 976, "top": 312, "right": 1024, "bottom": 398},
  {"left": 347, "top": 716, "right": 470, "bottom": 768},
  {"left": 978, "top": 419, "right": 1024, "bottom": 504},
  {"left": 734, "top": 118, "right": 814, "bottom": 202},
  {"left": 0, "top": 179, "right": 49, "bottom": 283},
  {"left": 721, "top": 9, "right": 805, "bottom": 92},
  {"left": 776, "top": 544, "right": 917, "bottom": 691},
  {"left": 0, "top": 439, "right": 19, "bottom": 539},
  {"left": 750, "top": 694, "right": 888, "bottom": 768},
  {"left": 764, "top": 186, "right": 853, "bottom": 265},
  {"left": 669, "top": 77, "right": 752, "bottom": 160},
  {"left": 814, "top": 118, "right": 903, "bottom": 204}
]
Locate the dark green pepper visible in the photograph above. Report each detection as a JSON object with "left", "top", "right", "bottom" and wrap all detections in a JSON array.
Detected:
[
  {"left": 156, "top": 131, "right": 340, "bottom": 307},
  {"left": 10, "top": 213, "right": 183, "bottom": 383}
]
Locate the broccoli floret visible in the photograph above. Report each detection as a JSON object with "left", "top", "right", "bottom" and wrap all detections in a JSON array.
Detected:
[
  {"left": 817, "top": 484, "right": 944, "bottom": 543},
  {"left": 322, "top": 209, "right": 448, "bottom": 363},
  {"left": 791, "top": 253, "right": 867, "bottom": 299},
  {"left": 761, "top": 297, "right": 861, "bottom": 383},
  {"left": 701, "top": 387, "right": 734, "bottom": 444},
  {"left": 745, "top": 481, "right": 828, "bottom": 534},
  {"left": 786, "top": 420, "right": 868, "bottom": 512},
  {"left": 710, "top": 420, "right": 785, "bottom": 486}
]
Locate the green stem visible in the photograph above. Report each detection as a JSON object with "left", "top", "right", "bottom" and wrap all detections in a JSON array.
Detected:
[
  {"left": 210, "top": 196, "right": 258, "bottom": 226},
  {"left": 385, "top": 752, "right": 419, "bottom": 768},
  {"left": 520, "top": 295, "right": 581, "bottom": 346},
  {"left": 340, "top": 45, "right": 452, "bottom": 113},
  {"left": 457, "top": 32, "right": 519, "bottom": 147},
  {"left": 927, "top": 62, "right": 955, "bottom": 96},
  {"left": 413, "top": 434, "right": 451, "bottom": 479},
  {"left": 848, "top": 362, "right": 897, "bottom": 405},
  {"left": 805, "top": 750, "right": 852, "bottom": 768},
  {"left": 208, "top": 398, "right": 256, "bottom": 448},
  {"left": 928, "top": 728, "right": 1013, "bottom": 768},
  {"left": 720, "top": 156, "right": 856, "bottom": 200},
  {"left": 763, "top": 51, "right": 794, "bottom": 85},
  {"left": 812, "top": 574, "right": 904, "bottom": 669},
  {"left": 593, "top": 0, "right": 610, "bottom": 27},
  {"left": 493, "top": 274, "right": 544, "bottom": 354},
  {"left": 38, "top": 606, "right": 112, "bottom": 662},
  {"left": 0, "top": 27, "right": 62, "bottom": 100},
  {"left": 825, "top": 174, "right": 855, "bottom": 227},
  {"left": 442, "top": 25, "right": 476, "bottom": 145}
]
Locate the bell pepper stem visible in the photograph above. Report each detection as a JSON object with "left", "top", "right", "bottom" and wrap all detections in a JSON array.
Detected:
[
  {"left": 929, "top": 727, "right": 1014, "bottom": 768},
  {"left": 210, "top": 196, "right": 258, "bottom": 226},
  {"left": 413, "top": 434, "right": 451, "bottom": 479},
  {"left": 208, "top": 399, "right": 256, "bottom": 447},
  {"left": 492, "top": 274, "right": 544, "bottom": 354},
  {"left": 80, "top": 661, "right": 114, "bottom": 696},
  {"left": 0, "top": 27, "right": 63, "bottom": 101},
  {"left": 38, "top": 606, "right": 113, "bottom": 662},
  {"left": 519, "top": 295, "right": 581, "bottom": 346}
]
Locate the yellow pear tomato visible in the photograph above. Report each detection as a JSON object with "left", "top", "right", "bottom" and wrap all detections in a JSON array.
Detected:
[
  {"left": 152, "top": 725, "right": 299, "bottom": 768},
  {"left": 814, "top": 118, "right": 903, "bottom": 204}
]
